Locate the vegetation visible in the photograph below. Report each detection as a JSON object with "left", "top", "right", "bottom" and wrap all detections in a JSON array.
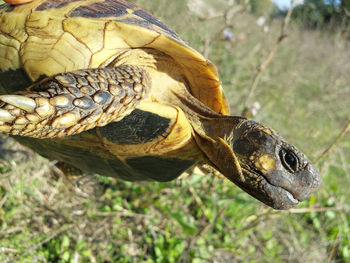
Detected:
[
  {"left": 289, "top": 0, "right": 350, "bottom": 32},
  {"left": 0, "top": 0, "right": 349, "bottom": 262},
  {"left": 249, "top": 0, "right": 275, "bottom": 16}
]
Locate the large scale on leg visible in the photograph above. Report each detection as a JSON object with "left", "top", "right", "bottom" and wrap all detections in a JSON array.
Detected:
[{"left": 0, "top": 0, "right": 320, "bottom": 209}]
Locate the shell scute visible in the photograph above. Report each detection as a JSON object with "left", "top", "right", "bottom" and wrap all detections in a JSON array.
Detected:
[{"left": 67, "top": 0, "right": 183, "bottom": 43}]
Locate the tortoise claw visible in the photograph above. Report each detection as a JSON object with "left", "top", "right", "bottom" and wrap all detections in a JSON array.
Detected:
[{"left": 0, "top": 95, "right": 36, "bottom": 112}]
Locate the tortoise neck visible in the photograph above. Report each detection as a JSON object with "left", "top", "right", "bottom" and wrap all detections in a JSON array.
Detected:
[
  {"left": 172, "top": 87, "right": 248, "bottom": 181},
  {"left": 171, "top": 88, "right": 246, "bottom": 140}
]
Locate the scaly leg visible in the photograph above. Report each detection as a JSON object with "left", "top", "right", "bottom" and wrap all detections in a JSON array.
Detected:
[{"left": 0, "top": 65, "right": 151, "bottom": 138}]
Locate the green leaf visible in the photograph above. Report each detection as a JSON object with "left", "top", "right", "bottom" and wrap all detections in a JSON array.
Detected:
[
  {"left": 61, "top": 235, "right": 70, "bottom": 251},
  {"left": 343, "top": 246, "right": 350, "bottom": 259},
  {"left": 82, "top": 249, "right": 91, "bottom": 257},
  {"left": 171, "top": 212, "right": 197, "bottom": 235},
  {"left": 61, "top": 251, "right": 70, "bottom": 262}
]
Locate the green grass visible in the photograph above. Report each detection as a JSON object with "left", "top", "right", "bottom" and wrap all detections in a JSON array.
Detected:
[{"left": 0, "top": 0, "right": 349, "bottom": 262}]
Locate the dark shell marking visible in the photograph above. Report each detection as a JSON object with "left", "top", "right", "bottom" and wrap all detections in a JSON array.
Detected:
[
  {"left": 99, "top": 109, "right": 171, "bottom": 145},
  {"left": 2, "top": 4, "right": 16, "bottom": 13},
  {"left": 36, "top": 0, "right": 82, "bottom": 11},
  {"left": 126, "top": 156, "right": 194, "bottom": 182},
  {"left": 13, "top": 115, "right": 194, "bottom": 182},
  {"left": 69, "top": 0, "right": 136, "bottom": 18},
  {"left": 68, "top": 0, "right": 183, "bottom": 43},
  {"left": 0, "top": 69, "right": 34, "bottom": 94}
]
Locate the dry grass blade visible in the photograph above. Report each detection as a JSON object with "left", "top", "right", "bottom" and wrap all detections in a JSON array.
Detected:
[
  {"left": 287, "top": 206, "right": 345, "bottom": 214},
  {"left": 315, "top": 119, "right": 350, "bottom": 164},
  {"left": 0, "top": 192, "right": 7, "bottom": 208},
  {"left": 328, "top": 232, "right": 340, "bottom": 263},
  {"left": 188, "top": 186, "right": 209, "bottom": 219},
  {"left": 0, "top": 248, "right": 18, "bottom": 254},
  {"left": 93, "top": 211, "right": 149, "bottom": 219},
  {"left": 244, "top": 0, "right": 296, "bottom": 107}
]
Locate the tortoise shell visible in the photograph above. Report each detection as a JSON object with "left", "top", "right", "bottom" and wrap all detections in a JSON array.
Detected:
[
  {"left": 0, "top": 0, "right": 225, "bottom": 181},
  {"left": 0, "top": 0, "right": 229, "bottom": 114}
]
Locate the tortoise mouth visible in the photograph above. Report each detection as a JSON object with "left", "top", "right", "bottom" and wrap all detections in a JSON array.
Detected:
[{"left": 241, "top": 167, "right": 300, "bottom": 209}]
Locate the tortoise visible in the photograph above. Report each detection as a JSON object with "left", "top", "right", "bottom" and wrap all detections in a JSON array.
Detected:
[{"left": 0, "top": 0, "right": 320, "bottom": 209}]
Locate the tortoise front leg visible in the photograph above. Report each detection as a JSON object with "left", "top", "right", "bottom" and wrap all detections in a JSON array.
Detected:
[{"left": 0, "top": 65, "right": 151, "bottom": 138}]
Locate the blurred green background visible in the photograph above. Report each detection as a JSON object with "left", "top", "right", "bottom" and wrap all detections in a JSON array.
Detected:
[{"left": 0, "top": 0, "right": 349, "bottom": 262}]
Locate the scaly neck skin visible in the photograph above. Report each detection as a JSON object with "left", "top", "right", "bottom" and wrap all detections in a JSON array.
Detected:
[
  {"left": 191, "top": 114, "right": 247, "bottom": 182},
  {"left": 172, "top": 88, "right": 247, "bottom": 181},
  {"left": 193, "top": 116, "right": 248, "bottom": 185}
]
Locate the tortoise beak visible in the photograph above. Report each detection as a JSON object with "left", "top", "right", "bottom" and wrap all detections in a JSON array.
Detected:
[
  {"left": 238, "top": 162, "right": 320, "bottom": 210},
  {"left": 263, "top": 162, "right": 320, "bottom": 208}
]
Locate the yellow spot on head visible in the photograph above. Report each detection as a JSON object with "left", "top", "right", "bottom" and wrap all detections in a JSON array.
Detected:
[
  {"left": 260, "top": 125, "right": 277, "bottom": 136},
  {"left": 263, "top": 128, "right": 272, "bottom": 135},
  {"left": 255, "top": 155, "right": 276, "bottom": 173},
  {"left": 126, "top": 8, "right": 134, "bottom": 14},
  {"left": 255, "top": 124, "right": 276, "bottom": 136}
]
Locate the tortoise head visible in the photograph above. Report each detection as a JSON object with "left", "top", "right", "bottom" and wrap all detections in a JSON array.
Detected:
[{"left": 210, "top": 119, "right": 320, "bottom": 210}]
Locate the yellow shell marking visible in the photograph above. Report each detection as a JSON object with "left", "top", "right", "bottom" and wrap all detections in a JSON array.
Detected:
[
  {"left": 126, "top": 8, "right": 134, "bottom": 14},
  {"left": 103, "top": 102, "right": 193, "bottom": 160},
  {"left": 0, "top": 35, "right": 21, "bottom": 71},
  {"left": 63, "top": 17, "right": 105, "bottom": 54}
]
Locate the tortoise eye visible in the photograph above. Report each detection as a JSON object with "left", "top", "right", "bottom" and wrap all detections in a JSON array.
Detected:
[{"left": 280, "top": 149, "right": 299, "bottom": 173}]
